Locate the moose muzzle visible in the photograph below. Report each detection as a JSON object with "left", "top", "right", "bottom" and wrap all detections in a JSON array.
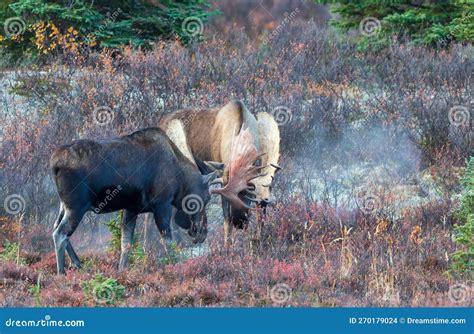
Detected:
[{"left": 188, "top": 214, "right": 208, "bottom": 244}]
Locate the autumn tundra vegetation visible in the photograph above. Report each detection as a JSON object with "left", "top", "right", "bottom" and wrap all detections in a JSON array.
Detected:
[{"left": 0, "top": 0, "right": 472, "bottom": 307}]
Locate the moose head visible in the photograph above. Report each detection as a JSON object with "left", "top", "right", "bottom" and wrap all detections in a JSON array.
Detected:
[
  {"left": 209, "top": 128, "right": 267, "bottom": 211},
  {"left": 172, "top": 128, "right": 266, "bottom": 243},
  {"left": 173, "top": 160, "right": 223, "bottom": 244}
]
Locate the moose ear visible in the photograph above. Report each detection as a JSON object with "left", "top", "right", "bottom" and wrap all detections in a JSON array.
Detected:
[
  {"left": 194, "top": 155, "right": 224, "bottom": 175},
  {"left": 202, "top": 170, "right": 219, "bottom": 185},
  {"left": 194, "top": 156, "right": 210, "bottom": 174},
  {"left": 205, "top": 161, "right": 225, "bottom": 171}
]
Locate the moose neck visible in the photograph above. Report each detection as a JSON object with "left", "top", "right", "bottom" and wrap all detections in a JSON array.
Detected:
[{"left": 174, "top": 163, "right": 202, "bottom": 205}]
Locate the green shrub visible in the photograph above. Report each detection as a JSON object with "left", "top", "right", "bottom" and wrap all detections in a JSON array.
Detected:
[
  {"left": 130, "top": 242, "right": 145, "bottom": 268},
  {"left": 450, "top": 157, "right": 474, "bottom": 278},
  {"left": 104, "top": 211, "right": 145, "bottom": 268},
  {"left": 106, "top": 212, "right": 182, "bottom": 267},
  {"left": 81, "top": 273, "right": 125, "bottom": 306},
  {"left": 0, "top": 0, "right": 218, "bottom": 60},
  {"left": 28, "top": 274, "right": 42, "bottom": 307},
  {"left": 316, "top": 0, "right": 474, "bottom": 49},
  {"left": 158, "top": 241, "right": 185, "bottom": 265},
  {"left": 80, "top": 256, "right": 100, "bottom": 273},
  {"left": 104, "top": 212, "right": 122, "bottom": 254},
  {"left": 0, "top": 240, "right": 26, "bottom": 265}
]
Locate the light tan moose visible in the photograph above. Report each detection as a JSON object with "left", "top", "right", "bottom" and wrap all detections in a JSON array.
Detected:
[{"left": 159, "top": 100, "right": 281, "bottom": 244}]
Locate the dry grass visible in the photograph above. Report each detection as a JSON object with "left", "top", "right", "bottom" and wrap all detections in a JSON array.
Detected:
[
  {"left": 0, "top": 16, "right": 472, "bottom": 308},
  {"left": 0, "top": 196, "right": 469, "bottom": 307}
]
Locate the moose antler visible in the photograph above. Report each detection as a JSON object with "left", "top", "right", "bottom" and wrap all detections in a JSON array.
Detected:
[
  {"left": 211, "top": 128, "right": 265, "bottom": 210},
  {"left": 270, "top": 163, "right": 282, "bottom": 171}
]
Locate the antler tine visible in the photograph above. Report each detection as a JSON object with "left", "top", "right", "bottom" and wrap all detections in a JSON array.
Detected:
[
  {"left": 270, "top": 163, "right": 282, "bottom": 171},
  {"left": 245, "top": 189, "right": 257, "bottom": 196},
  {"left": 244, "top": 195, "right": 259, "bottom": 203},
  {"left": 210, "top": 128, "right": 263, "bottom": 211},
  {"left": 256, "top": 164, "right": 270, "bottom": 171},
  {"left": 210, "top": 177, "right": 224, "bottom": 186},
  {"left": 210, "top": 187, "right": 254, "bottom": 210}
]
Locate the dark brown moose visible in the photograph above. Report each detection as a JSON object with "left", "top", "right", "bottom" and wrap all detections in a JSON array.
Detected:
[{"left": 50, "top": 127, "right": 262, "bottom": 274}]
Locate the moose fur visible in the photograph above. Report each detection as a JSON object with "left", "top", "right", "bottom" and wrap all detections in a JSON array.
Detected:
[
  {"left": 50, "top": 127, "right": 219, "bottom": 274},
  {"left": 159, "top": 100, "right": 281, "bottom": 244}
]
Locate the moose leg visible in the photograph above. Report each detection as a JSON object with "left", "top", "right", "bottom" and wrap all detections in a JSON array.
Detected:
[
  {"left": 53, "top": 203, "right": 65, "bottom": 230},
  {"left": 222, "top": 200, "right": 233, "bottom": 247},
  {"left": 66, "top": 241, "right": 81, "bottom": 269},
  {"left": 152, "top": 202, "right": 172, "bottom": 241},
  {"left": 53, "top": 203, "right": 81, "bottom": 268},
  {"left": 53, "top": 209, "right": 84, "bottom": 275},
  {"left": 256, "top": 209, "right": 264, "bottom": 244},
  {"left": 118, "top": 210, "right": 138, "bottom": 271}
]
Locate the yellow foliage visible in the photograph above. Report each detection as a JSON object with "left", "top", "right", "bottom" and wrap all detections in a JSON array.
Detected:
[
  {"left": 30, "top": 21, "right": 83, "bottom": 55},
  {"left": 410, "top": 225, "right": 423, "bottom": 246},
  {"left": 375, "top": 218, "right": 389, "bottom": 236}
]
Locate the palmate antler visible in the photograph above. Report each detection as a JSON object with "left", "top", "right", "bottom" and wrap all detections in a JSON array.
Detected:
[{"left": 210, "top": 127, "right": 266, "bottom": 210}]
